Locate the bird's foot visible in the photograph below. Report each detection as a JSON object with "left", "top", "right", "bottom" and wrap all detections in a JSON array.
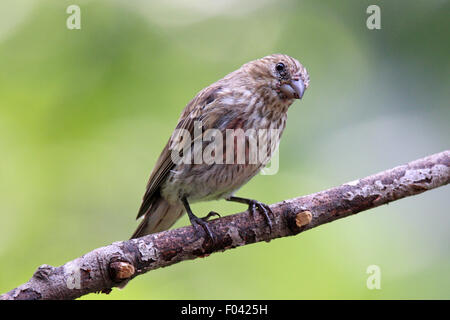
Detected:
[
  {"left": 182, "top": 197, "right": 217, "bottom": 245},
  {"left": 226, "top": 196, "right": 273, "bottom": 232},
  {"left": 189, "top": 215, "right": 216, "bottom": 244},
  {"left": 201, "top": 211, "right": 221, "bottom": 222},
  {"left": 247, "top": 200, "right": 273, "bottom": 232}
]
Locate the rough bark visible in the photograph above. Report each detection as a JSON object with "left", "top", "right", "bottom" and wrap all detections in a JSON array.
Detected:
[{"left": 1, "top": 151, "right": 449, "bottom": 300}]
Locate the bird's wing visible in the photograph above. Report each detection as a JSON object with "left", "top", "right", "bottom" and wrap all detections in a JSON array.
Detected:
[{"left": 136, "top": 84, "right": 223, "bottom": 219}]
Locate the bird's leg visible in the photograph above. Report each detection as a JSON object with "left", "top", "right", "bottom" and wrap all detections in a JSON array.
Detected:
[
  {"left": 226, "top": 196, "right": 273, "bottom": 232},
  {"left": 181, "top": 197, "right": 216, "bottom": 243}
]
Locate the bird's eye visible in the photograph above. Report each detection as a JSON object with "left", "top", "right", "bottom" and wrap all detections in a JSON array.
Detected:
[{"left": 276, "top": 63, "right": 285, "bottom": 72}]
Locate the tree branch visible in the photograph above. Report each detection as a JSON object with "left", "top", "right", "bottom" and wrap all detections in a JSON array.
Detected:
[{"left": 1, "top": 151, "right": 449, "bottom": 300}]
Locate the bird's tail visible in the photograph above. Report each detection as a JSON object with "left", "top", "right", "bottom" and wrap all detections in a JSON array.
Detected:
[{"left": 131, "top": 197, "right": 185, "bottom": 239}]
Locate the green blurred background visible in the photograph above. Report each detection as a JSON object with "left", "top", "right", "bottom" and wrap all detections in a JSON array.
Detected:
[{"left": 0, "top": 0, "right": 449, "bottom": 299}]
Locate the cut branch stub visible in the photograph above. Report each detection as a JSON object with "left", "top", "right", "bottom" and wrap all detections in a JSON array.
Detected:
[
  {"left": 109, "top": 261, "right": 135, "bottom": 282},
  {"left": 295, "top": 211, "right": 313, "bottom": 227}
]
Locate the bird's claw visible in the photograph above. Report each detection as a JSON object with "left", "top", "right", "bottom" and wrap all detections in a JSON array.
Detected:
[
  {"left": 248, "top": 200, "right": 273, "bottom": 232},
  {"left": 182, "top": 197, "right": 217, "bottom": 246},
  {"left": 190, "top": 216, "right": 216, "bottom": 245},
  {"left": 201, "top": 211, "right": 221, "bottom": 222}
]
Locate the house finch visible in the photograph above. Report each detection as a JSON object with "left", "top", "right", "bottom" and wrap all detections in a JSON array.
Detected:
[{"left": 131, "top": 54, "right": 309, "bottom": 240}]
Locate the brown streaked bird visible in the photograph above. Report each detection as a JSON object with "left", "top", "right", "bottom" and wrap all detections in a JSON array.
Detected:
[{"left": 131, "top": 54, "right": 309, "bottom": 240}]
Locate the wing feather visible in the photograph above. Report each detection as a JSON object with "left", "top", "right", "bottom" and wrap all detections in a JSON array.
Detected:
[{"left": 136, "top": 84, "right": 223, "bottom": 219}]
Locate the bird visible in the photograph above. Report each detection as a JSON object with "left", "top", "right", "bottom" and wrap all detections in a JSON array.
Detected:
[{"left": 131, "top": 53, "right": 309, "bottom": 240}]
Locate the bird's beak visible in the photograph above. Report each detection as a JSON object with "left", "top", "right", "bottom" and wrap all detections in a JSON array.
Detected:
[{"left": 280, "top": 78, "right": 305, "bottom": 99}]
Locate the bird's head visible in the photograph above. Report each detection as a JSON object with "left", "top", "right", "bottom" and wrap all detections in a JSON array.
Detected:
[{"left": 242, "top": 53, "right": 310, "bottom": 101}]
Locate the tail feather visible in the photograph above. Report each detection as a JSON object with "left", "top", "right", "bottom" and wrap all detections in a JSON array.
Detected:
[{"left": 131, "top": 197, "right": 184, "bottom": 239}]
